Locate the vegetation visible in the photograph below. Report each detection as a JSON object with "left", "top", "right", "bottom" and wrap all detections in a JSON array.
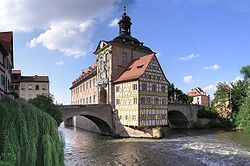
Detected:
[
  {"left": 29, "top": 94, "right": 63, "bottom": 126},
  {"left": 168, "top": 83, "right": 193, "bottom": 104},
  {"left": 0, "top": 97, "right": 64, "bottom": 166},
  {"left": 236, "top": 65, "right": 250, "bottom": 133}
]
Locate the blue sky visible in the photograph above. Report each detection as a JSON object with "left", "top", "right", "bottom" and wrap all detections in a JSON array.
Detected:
[{"left": 1, "top": 0, "right": 249, "bottom": 104}]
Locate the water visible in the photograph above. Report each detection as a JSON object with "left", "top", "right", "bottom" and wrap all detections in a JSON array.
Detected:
[{"left": 60, "top": 126, "right": 250, "bottom": 166}]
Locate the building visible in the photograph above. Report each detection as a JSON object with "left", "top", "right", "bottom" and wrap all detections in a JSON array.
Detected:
[
  {"left": 114, "top": 54, "right": 169, "bottom": 127},
  {"left": 187, "top": 87, "right": 210, "bottom": 106},
  {"left": 0, "top": 32, "right": 14, "bottom": 98},
  {"left": 70, "top": 64, "right": 98, "bottom": 105},
  {"left": 71, "top": 8, "right": 169, "bottom": 127},
  {"left": 11, "top": 70, "right": 49, "bottom": 100}
]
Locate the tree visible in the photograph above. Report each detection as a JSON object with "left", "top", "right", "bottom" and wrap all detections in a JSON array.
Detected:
[
  {"left": 29, "top": 94, "right": 63, "bottom": 126},
  {"left": 213, "top": 82, "right": 231, "bottom": 118},
  {"left": 168, "top": 83, "right": 193, "bottom": 103},
  {"left": 236, "top": 91, "right": 250, "bottom": 133},
  {"left": 240, "top": 65, "right": 250, "bottom": 80},
  {"left": 231, "top": 80, "right": 248, "bottom": 113}
]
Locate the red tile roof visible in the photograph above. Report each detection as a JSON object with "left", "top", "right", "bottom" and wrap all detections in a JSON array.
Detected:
[
  {"left": 114, "top": 53, "right": 155, "bottom": 83},
  {"left": 70, "top": 64, "right": 97, "bottom": 89},
  {"left": 12, "top": 69, "right": 21, "bottom": 75},
  {"left": 0, "top": 32, "right": 13, "bottom": 54},
  {"left": 11, "top": 75, "right": 49, "bottom": 83}
]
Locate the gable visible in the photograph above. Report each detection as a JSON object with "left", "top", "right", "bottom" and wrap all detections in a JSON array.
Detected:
[
  {"left": 141, "top": 55, "right": 169, "bottom": 84},
  {"left": 94, "top": 40, "right": 109, "bottom": 54}
]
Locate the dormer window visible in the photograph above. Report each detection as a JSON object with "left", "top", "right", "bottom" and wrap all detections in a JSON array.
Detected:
[
  {"left": 122, "top": 53, "right": 127, "bottom": 62},
  {"left": 137, "top": 65, "right": 143, "bottom": 69}
]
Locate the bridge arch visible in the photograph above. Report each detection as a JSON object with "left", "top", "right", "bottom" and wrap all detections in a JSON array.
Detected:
[
  {"left": 168, "top": 110, "right": 190, "bottom": 128},
  {"left": 61, "top": 104, "right": 113, "bottom": 135}
]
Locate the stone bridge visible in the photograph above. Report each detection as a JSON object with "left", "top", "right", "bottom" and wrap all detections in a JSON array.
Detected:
[
  {"left": 60, "top": 104, "right": 113, "bottom": 135},
  {"left": 168, "top": 103, "right": 200, "bottom": 128},
  {"left": 60, "top": 103, "right": 200, "bottom": 136}
]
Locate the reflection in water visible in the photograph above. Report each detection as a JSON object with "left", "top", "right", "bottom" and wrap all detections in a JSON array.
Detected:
[{"left": 60, "top": 126, "right": 250, "bottom": 166}]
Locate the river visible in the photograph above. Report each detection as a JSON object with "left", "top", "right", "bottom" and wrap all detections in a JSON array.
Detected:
[{"left": 60, "top": 125, "right": 250, "bottom": 166}]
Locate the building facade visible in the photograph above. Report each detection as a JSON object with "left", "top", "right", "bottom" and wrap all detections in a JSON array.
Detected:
[
  {"left": 114, "top": 54, "right": 169, "bottom": 127},
  {"left": 11, "top": 70, "right": 49, "bottom": 100},
  {"left": 187, "top": 87, "right": 210, "bottom": 106},
  {"left": 70, "top": 9, "right": 169, "bottom": 127},
  {"left": 0, "top": 32, "right": 14, "bottom": 98},
  {"left": 70, "top": 64, "right": 98, "bottom": 105}
]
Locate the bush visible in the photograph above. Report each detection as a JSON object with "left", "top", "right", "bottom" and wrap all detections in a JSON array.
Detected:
[
  {"left": 0, "top": 98, "right": 64, "bottom": 166},
  {"left": 197, "top": 106, "right": 219, "bottom": 119},
  {"left": 192, "top": 120, "right": 204, "bottom": 129},
  {"left": 29, "top": 94, "right": 63, "bottom": 126}
]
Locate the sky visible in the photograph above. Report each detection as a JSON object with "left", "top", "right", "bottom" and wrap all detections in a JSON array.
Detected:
[{"left": 1, "top": 0, "right": 249, "bottom": 104}]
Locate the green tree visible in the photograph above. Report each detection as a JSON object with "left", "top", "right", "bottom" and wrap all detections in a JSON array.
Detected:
[
  {"left": 231, "top": 80, "right": 248, "bottom": 113},
  {"left": 240, "top": 65, "right": 250, "bottom": 80},
  {"left": 236, "top": 91, "right": 250, "bottom": 133},
  {"left": 29, "top": 94, "right": 63, "bottom": 126},
  {"left": 168, "top": 83, "right": 193, "bottom": 103}
]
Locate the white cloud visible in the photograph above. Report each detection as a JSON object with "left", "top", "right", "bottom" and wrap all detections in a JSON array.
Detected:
[
  {"left": 204, "top": 64, "right": 221, "bottom": 71},
  {"left": 178, "top": 53, "right": 200, "bottom": 61},
  {"left": 55, "top": 61, "right": 64, "bottom": 66},
  {"left": 184, "top": 75, "right": 193, "bottom": 84},
  {"left": 203, "top": 84, "right": 216, "bottom": 91},
  {"left": 0, "top": 0, "right": 116, "bottom": 57},
  {"left": 109, "top": 18, "right": 119, "bottom": 27}
]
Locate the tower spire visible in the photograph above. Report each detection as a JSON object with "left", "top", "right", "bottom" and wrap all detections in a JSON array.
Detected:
[{"left": 123, "top": 0, "right": 127, "bottom": 15}]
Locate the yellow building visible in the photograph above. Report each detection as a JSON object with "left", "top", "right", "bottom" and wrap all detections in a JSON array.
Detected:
[
  {"left": 114, "top": 54, "right": 169, "bottom": 127},
  {"left": 70, "top": 64, "right": 98, "bottom": 105},
  {"left": 0, "top": 32, "right": 14, "bottom": 97},
  {"left": 11, "top": 70, "right": 49, "bottom": 100}
]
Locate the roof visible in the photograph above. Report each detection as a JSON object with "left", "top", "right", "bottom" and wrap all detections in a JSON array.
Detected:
[
  {"left": 12, "top": 69, "right": 21, "bottom": 75},
  {"left": 0, "top": 32, "right": 13, "bottom": 54},
  {"left": 70, "top": 64, "right": 97, "bottom": 89},
  {"left": 114, "top": 53, "right": 155, "bottom": 83},
  {"left": 188, "top": 87, "right": 207, "bottom": 97},
  {"left": 12, "top": 75, "right": 49, "bottom": 83}
]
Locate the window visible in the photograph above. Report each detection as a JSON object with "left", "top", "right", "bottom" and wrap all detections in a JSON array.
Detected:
[
  {"left": 162, "top": 98, "right": 166, "bottom": 105},
  {"left": 142, "top": 83, "right": 147, "bottom": 91},
  {"left": 89, "top": 96, "right": 92, "bottom": 103},
  {"left": 122, "top": 52, "right": 127, "bottom": 62},
  {"left": 161, "top": 86, "right": 166, "bottom": 93},
  {"left": 132, "top": 115, "right": 136, "bottom": 120},
  {"left": 146, "top": 97, "right": 151, "bottom": 104},
  {"left": 14, "top": 85, "right": 18, "bottom": 90},
  {"left": 21, "top": 94, "right": 25, "bottom": 99},
  {"left": 86, "top": 97, "right": 88, "bottom": 104},
  {"left": 116, "top": 99, "right": 120, "bottom": 104},
  {"left": 93, "top": 95, "right": 96, "bottom": 103},
  {"left": 93, "top": 78, "right": 96, "bottom": 87},
  {"left": 28, "top": 94, "right": 33, "bottom": 100},
  {"left": 116, "top": 86, "right": 120, "bottom": 92},
  {"left": 125, "top": 115, "right": 128, "bottom": 120},
  {"left": 42, "top": 85, "right": 47, "bottom": 90},
  {"left": 154, "top": 97, "right": 159, "bottom": 105},
  {"left": 148, "top": 75, "right": 151, "bottom": 79},
  {"left": 83, "top": 83, "right": 85, "bottom": 91},
  {"left": 133, "top": 84, "right": 137, "bottom": 90},
  {"left": 141, "top": 97, "right": 145, "bottom": 104},
  {"left": 1, "top": 75, "right": 5, "bottom": 86},
  {"left": 36, "top": 85, "right": 39, "bottom": 90},
  {"left": 11, "top": 85, "right": 14, "bottom": 90},
  {"left": 152, "top": 84, "right": 157, "bottom": 92},
  {"left": 120, "top": 115, "right": 122, "bottom": 120},
  {"left": 83, "top": 98, "right": 85, "bottom": 104},
  {"left": 28, "top": 84, "right": 32, "bottom": 90},
  {"left": 133, "top": 98, "right": 137, "bottom": 104},
  {"left": 89, "top": 80, "right": 92, "bottom": 88},
  {"left": 86, "top": 82, "right": 88, "bottom": 89}
]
